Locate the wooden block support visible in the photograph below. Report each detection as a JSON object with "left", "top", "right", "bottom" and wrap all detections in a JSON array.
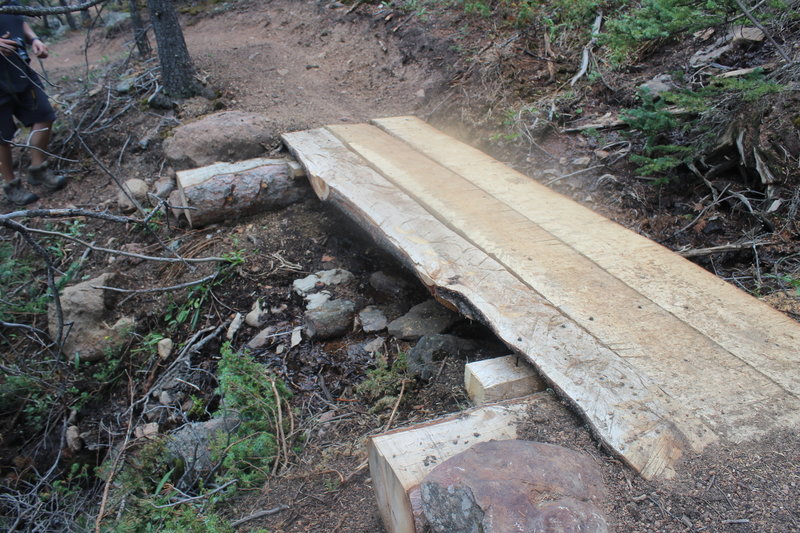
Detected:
[
  {"left": 368, "top": 396, "right": 538, "bottom": 533},
  {"left": 465, "top": 355, "right": 545, "bottom": 405}
]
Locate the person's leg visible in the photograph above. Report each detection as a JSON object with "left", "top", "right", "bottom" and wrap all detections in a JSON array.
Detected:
[
  {"left": 0, "top": 142, "right": 14, "bottom": 182},
  {"left": 18, "top": 84, "right": 64, "bottom": 190},
  {"left": 29, "top": 121, "right": 51, "bottom": 167},
  {"left": 0, "top": 102, "right": 38, "bottom": 205}
]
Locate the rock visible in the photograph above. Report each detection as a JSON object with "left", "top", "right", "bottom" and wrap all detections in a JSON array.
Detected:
[
  {"left": 134, "top": 422, "right": 159, "bottom": 439},
  {"left": 117, "top": 178, "right": 148, "bottom": 212},
  {"left": 570, "top": 156, "right": 592, "bottom": 167},
  {"left": 305, "top": 299, "right": 356, "bottom": 339},
  {"left": 294, "top": 268, "right": 355, "bottom": 296},
  {"left": 640, "top": 73, "right": 677, "bottom": 96},
  {"left": 245, "top": 300, "right": 268, "bottom": 328},
  {"left": 363, "top": 337, "right": 385, "bottom": 354},
  {"left": 247, "top": 326, "right": 277, "bottom": 350},
  {"left": 163, "top": 111, "right": 277, "bottom": 170},
  {"left": 369, "top": 271, "right": 414, "bottom": 296},
  {"left": 48, "top": 273, "right": 135, "bottom": 362},
  {"left": 387, "top": 300, "right": 461, "bottom": 341},
  {"left": 159, "top": 390, "right": 173, "bottom": 405},
  {"left": 316, "top": 268, "right": 355, "bottom": 286},
  {"left": 305, "top": 291, "right": 332, "bottom": 310},
  {"left": 66, "top": 425, "right": 82, "bottom": 453},
  {"left": 168, "top": 416, "right": 240, "bottom": 483},
  {"left": 150, "top": 177, "right": 175, "bottom": 205},
  {"left": 114, "top": 77, "right": 135, "bottom": 94},
  {"left": 407, "top": 334, "right": 477, "bottom": 380},
  {"left": 421, "top": 440, "right": 608, "bottom": 533},
  {"left": 157, "top": 338, "right": 174, "bottom": 360},
  {"left": 359, "top": 305, "right": 388, "bottom": 333},
  {"left": 293, "top": 274, "right": 320, "bottom": 296}
]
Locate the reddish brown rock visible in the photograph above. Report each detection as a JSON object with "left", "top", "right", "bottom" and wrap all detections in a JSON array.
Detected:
[
  {"left": 163, "top": 111, "right": 277, "bottom": 169},
  {"left": 420, "top": 440, "right": 608, "bottom": 533}
]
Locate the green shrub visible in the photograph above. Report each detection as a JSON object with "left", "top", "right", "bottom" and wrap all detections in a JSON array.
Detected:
[{"left": 212, "top": 342, "right": 291, "bottom": 488}]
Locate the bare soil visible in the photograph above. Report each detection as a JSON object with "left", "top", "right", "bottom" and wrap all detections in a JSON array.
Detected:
[{"left": 2, "top": 0, "right": 799, "bottom": 532}]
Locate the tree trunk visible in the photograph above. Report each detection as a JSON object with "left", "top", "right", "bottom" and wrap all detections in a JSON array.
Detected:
[
  {"left": 129, "top": 0, "right": 150, "bottom": 57},
  {"left": 145, "top": 0, "right": 205, "bottom": 98},
  {"left": 58, "top": 0, "right": 78, "bottom": 30}
]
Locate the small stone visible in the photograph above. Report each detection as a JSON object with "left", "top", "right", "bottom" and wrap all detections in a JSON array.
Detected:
[
  {"left": 363, "top": 337, "right": 385, "bottom": 354},
  {"left": 571, "top": 156, "right": 592, "bottom": 167},
  {"left": 315, "top": 268, "right": 354, "bottom": 286},
  {"left": 66, "top": 425, "right": 82, "bottom": 453},
  {"left": 245, "top": 300, "right": 268, "bottom": 328},
  {"left": 305, "top": 291, "right": 332, "bottom": 310},
  {"left": 247, "top": 326, "right": 277, "bottom": 350},
  {"left": 305, "top": 299, "right": 356, "bottom": 339},
  {"left": 157, "top": 338, "right": 174, "bottom": 360},
  {"left": 293, "top": 274, "right": 320, "bottom": 296},
  {"left": 369, "top": 271, "right": 413, "bottom": 296},
  {"left": 387, "top": 300, "right": 461, "bottom": 341},
  {"left": 359, "top": 305, "right": 388, "bottom": 333},
  {"left": 407, "top": 334, "right": 477, "bottom": 380},
  {"left": 290, "top": 326, "right": 303, "bottom": 348},
  {"left": 150, "top": 177, "right": 175, "bottom": 205},
  {"left": 114, "top": 77, "right": 135, "bottom": 94},
  {"left": 117, "top": 178, "right": 148, "bottom": 212},
  {"left": 159, "top": 390, "right": 173, "bottom": 405},
  {"left": 640, "top": 74, "right": 676, "bottom": 96},
  {"left": 134, "top": 422, "right": 159, "bottom": 439}
]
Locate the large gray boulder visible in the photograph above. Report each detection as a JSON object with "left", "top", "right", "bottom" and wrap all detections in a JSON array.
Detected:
[
  {"left": 421, "top": 440, "right": 608, "bottom": 533},
  {"left": 163, "top": 111, "right": 277, "bottom": 170},
  {"left": 49, "top": 273, "right": 135, "bottom": 362}
]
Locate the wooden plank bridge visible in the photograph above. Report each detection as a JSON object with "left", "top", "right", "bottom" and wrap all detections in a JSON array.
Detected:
[{"left": 282, "top": 116, "right": 800, "bottom": 480}]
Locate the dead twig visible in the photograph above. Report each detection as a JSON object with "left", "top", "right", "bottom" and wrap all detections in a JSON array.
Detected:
[
  {"left": 230, "top": 505, "right": 290, "bottom": 527},
  {"left": 383, "top": 379, "right": 408, "bottom": 433},
  {"left": 678, "top": 240, "right": 768, "bottom": 258},
  {"left": 732, "top": 0, "right": 792, "bottom": 63},
  {"left": 569, "top": 11, "right": 603, "bottom": 86},
  {"left": 94, "top": 272, "right": 220, "bottom": 294}
]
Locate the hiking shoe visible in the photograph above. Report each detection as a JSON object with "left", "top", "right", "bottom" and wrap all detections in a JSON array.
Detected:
[
  {"left": 28, "top": 162, "right": 67, "bottom": 191},
  {"left": 4, "top": 179, "right": 39, "bottom": 206}
]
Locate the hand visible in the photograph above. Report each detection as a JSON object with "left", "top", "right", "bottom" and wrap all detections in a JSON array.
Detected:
[
  {"left": 0, "top": 32, "right": 16, "bottom": 57},
  {"left": 31, "top": 38, "right": 48, "bottom": 59}
]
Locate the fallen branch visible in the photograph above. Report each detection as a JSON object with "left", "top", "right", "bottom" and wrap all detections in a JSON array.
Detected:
[
  {"left": 94, "top": 272, "right": 219, "bottom": 294},
  {"left": 569, "top": 11, "right": 603, "bottom": 86},
  {"left": 678, "top": 241, "right": 767, "bottom": 258},
  {"left": 230, "top": 505, "right": 290, "bottom": 527}
]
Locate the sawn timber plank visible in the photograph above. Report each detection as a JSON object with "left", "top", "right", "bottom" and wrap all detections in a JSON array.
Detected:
[
  {"left": 326, "top": 123, "right": 800, "bottom": 449},
  {"left": 282, "top": 127, "right": 714, "bottom": 479},
  {"left": 373, "top": 116, "right": 800, "bottom": 398}
]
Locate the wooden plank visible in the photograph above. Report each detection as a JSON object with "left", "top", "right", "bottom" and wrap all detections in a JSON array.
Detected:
[
  {"left": 326, "top": 122, "right": 800, "bottom": 447},
  {"left": 282, "top": 127, "right": 716, "bottom": 479},
  {"left": 373, "top": 116, "right": 800, "bottom": 397},
  {"left": 368, "top": 395, "right": 542, "bottom": 533},
  {"left": 464, "top": 355, "right": 545, "bottom": 405}
]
